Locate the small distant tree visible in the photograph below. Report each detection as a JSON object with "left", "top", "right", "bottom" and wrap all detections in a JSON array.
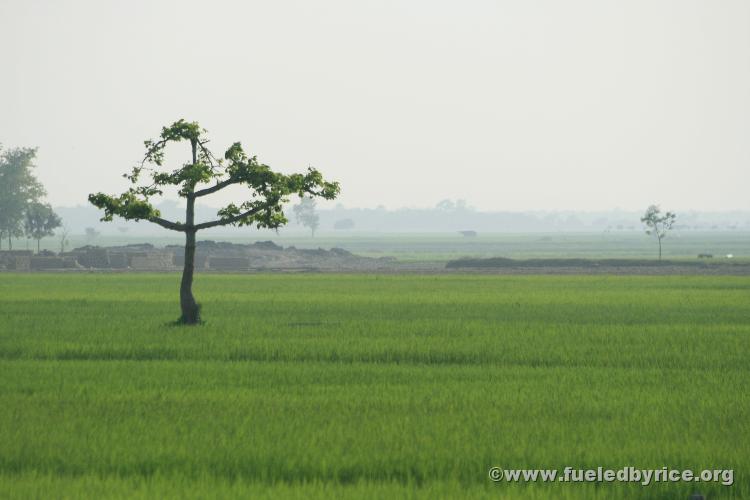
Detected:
[
  {"left": 293, "top": 196, "right": 319, "bottom": 237},
  {"left": 84, "top": 227, "right": 100, "bottom": 243},
  {"left": 436, "top": 199, "right": 455, "bottom": 210},
  {"left": 641, "top": 204, "right": 676, "bottom": 260},
  {"left": 435, "top": 199, "right": 470, "bottom": 211},
  {"left": 0, "top": 146, "right": 46, "bottom": 250},
  {"left": 24, "top": 202, "right": 62, "bottom": 253},
  {"left": 0, "top": 221, "right": 24, "bottom": 251},
  {"left": 59, "top": 226, "right": 70, "bottom": 254},
  {"left": 89, "top": 119, "right": 339, "bottom": 324}
]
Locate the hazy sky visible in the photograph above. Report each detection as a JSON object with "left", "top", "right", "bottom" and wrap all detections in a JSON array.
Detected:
[{"left": 1, "top": 0, "right": 748, "bottom": 211}]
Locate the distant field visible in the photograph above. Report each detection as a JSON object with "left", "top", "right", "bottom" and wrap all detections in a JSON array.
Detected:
[
  {"left": 322, "top": 231, "right": 750, "bottom": 262},
  {"left": 1, "top": 273, "right": 748, "bottom": 498},
  {"left": 17, "top": 230, "right": 750, "bottom": 262}
]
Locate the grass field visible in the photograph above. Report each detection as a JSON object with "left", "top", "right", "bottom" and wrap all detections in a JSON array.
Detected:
[{"left": 1, "top": 273, "right": 748, "bottom": 499}]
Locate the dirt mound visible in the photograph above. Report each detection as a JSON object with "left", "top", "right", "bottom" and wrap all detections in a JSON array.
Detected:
[
  {"left": 4, "top": 241, "right": 391, "bottom": 272},
  {"left": 169, "top": 240, "right": 387, "bottom": 271}
]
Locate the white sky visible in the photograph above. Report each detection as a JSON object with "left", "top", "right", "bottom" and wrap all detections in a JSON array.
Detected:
[{"left": 1, "top": 0, "right": 748, "bottom": 211}]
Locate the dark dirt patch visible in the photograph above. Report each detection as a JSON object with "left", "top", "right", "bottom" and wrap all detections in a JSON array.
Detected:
[{"left": 443, "top": 257, "right": 750, "bottom": 275}]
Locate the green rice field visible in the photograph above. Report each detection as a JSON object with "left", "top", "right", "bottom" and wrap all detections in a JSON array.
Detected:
[{"left": 1, "top": 273, "right": 748, "bottom": 498}]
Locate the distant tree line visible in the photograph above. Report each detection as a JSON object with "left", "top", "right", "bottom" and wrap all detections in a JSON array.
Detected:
[
  {"left": 0, "top": 142, "right": 686, "bottom": 264},
  {"left": 0, "top": 146, "right": 62, "bottom": 252}
]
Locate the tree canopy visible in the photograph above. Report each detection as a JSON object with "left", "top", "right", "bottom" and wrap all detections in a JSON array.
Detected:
[
  {"left": 89, "top": 120, "right": 339, "bottom": 233},
  {"left": 0, "top": 146, "right": 47, "bottom": 249},
  {"left": 25, "top": 202, "right": 62, "bottom": 252}
]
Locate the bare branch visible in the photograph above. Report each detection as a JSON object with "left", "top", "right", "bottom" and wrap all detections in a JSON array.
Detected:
[
  {"left": 148, "top": 216, "right": 185, "bottom": 232},
  {"left": 197, "top": 140, "right": 220, "bottom": 169},
  {"left": 194, "top": 177, "right": 239, "bottom": 198},
  {"left": 194, "top": 207, "right": 263, "bottom": 230}
]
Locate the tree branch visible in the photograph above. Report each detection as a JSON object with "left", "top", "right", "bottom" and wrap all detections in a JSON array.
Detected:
[
  {"left": 193, "top": 177, "right": 239, "bottom": 197},
  {"left": 148, "top": 216, "right": 186, "bottom": 232},
  {"left": 194, "top": 207, "right": 263, "bottom": 230},
  {"left": 197, "top": 140, "right": 220, "bottom": 169},
  {"left": 141, "top": 139, "right": 168, "bottom": 167}
]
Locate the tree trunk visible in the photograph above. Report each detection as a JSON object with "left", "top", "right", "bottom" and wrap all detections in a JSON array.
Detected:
[
  {"left": 8, "top": 235, "right": 11, "bottom": 250},
  {"left": 178, "top": 139, "right": 201, "bottom": 324},
  {"left": 658, "top": 237, "right": 662, "bottom": 261},
  {"left": 179, "top": 228, "right": 199, "bottom": 324},
  {"left": 37, "top": 239, "right": 40, "bottom": 254}
]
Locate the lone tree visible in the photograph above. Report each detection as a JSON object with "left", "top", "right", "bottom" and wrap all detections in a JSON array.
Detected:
[
  {"left": 641, "top": 204, "right": 676, "bottom": 260},
  {"left": 0, "top": 146, "right": 46, "bottom": 250},
  {"left": 293, "top": 195, "right": 320, "bottom": 237},
  {"left": 24, "top": 202, "right": 62, "bottom": 253},
  {"left": 58, "top": 226, "right": 70, "bottom": 254},
  {"left": 89, "top": 120, "right": 339, "bottom": 324}
]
